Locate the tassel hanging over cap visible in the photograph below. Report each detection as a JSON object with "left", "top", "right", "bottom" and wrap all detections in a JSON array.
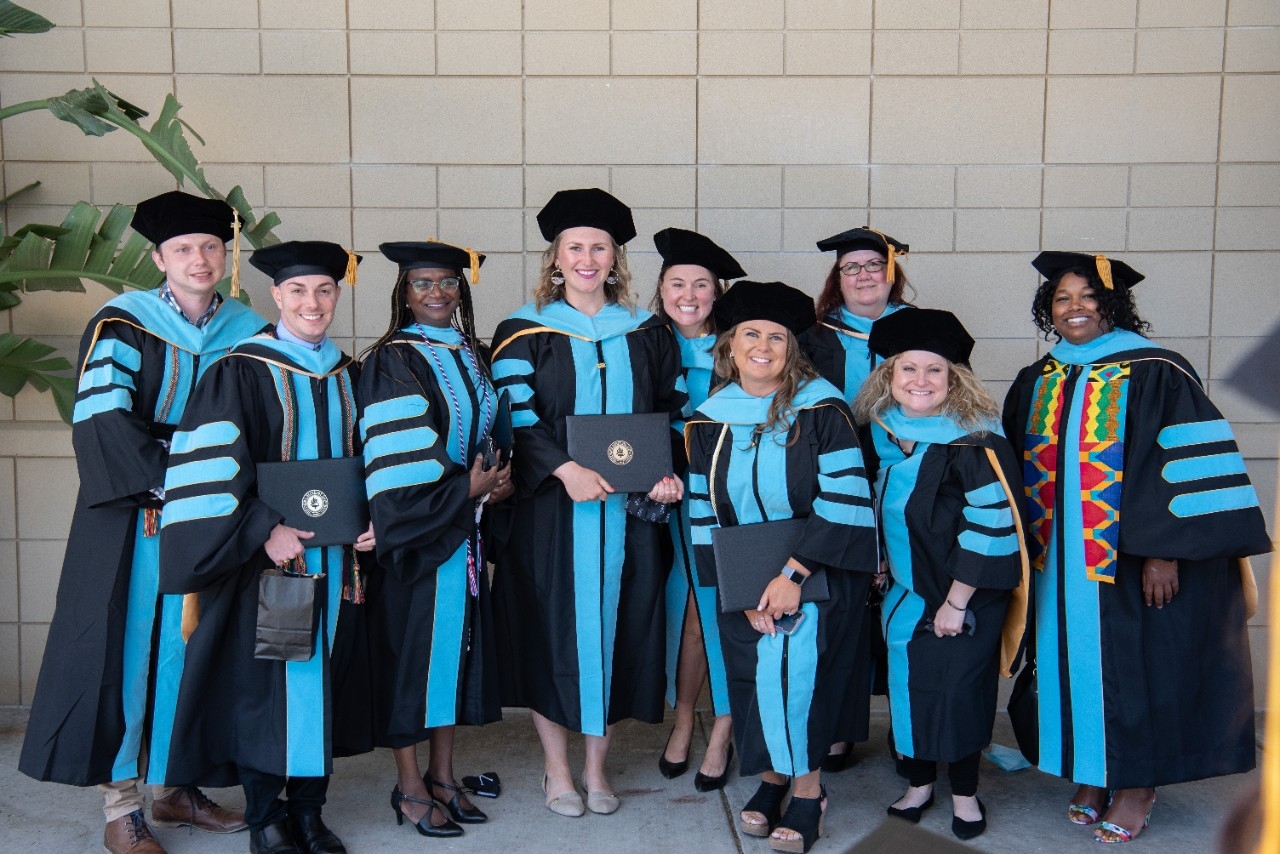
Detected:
[
  {"left": 866, "top": 226, "right": 903, "bottom": 285},
  {"left": 464, "top": 246, "right": 480, "bottom": 285},
  {"left": 344, "top": 250, "right": 359, "bottom": 286},
  {"left": 1095, "top": 254, "right": 1114, "bottom": 290},
  {"left": 230, "top": 210, "right": 242, "bottom": 299}
]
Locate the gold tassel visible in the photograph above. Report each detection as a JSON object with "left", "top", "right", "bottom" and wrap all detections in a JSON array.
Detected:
[
  {"left": 427, "top": 235, "right": 480, "bottom": 285},
  {"left": 344, "top": 250, "right": 359, "bottom": 286},
  {"left": 230, "top": 210, "right": 242, "bottom": 299},
  {"left": 465, "top": 247, "right": 480, "bottom": 286},
  {"left": 866, "top": 226, "right": 901, "bottom": 284},
  {"left": 180, "top": 593, "right": 200, "bottom": 642},
  {"left": 1095, "top": 254, "right": 1114, "bottom": 290}
]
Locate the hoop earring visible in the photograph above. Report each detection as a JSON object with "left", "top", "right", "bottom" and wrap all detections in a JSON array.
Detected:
[
  {"left": 605, "top": 268, "right": 619, "bottom": 286},
  {"left": 551, "top": 267, "right": 565, "bottom": 286}
]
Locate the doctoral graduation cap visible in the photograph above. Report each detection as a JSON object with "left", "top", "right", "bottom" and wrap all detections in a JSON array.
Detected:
[
  {"left": 653, "top": 227, "right": 747, "bottom": 282},
  {"left": 816, "top": 226, "right": 909, "bottom": 283},
  {"left": 250, "top": 240, "right": 361, "bottom": 286},
  {"left": 868, "top": 307, "right": 975, "bottom": 367},
  {"left": 1031, "top": 251, "right": 1144, "bottom": 291},
  {"left": 536, "top": 187, "right": 636, "bottom": 244},
  {"left": 379, "top": 240, "right": 486, "bottom": 285},
  {"left": 712, "top": 280, "right": 815, "bottom": 337},
  {"left": 131, "top": 190, "right": 235, "bottom": 246}
]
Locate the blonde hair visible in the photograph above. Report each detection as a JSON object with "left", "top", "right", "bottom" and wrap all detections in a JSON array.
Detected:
[
  {"left": 533, "top": 233, "right": 635, "bottom": 310},
  {"left": 852, "top": 354, "right": 1000, "bottom": 434},
  {"left": 711, "top": 325, "right": 820, "bottom": 445}
]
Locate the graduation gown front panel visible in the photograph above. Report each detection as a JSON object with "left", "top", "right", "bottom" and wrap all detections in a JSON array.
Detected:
[
  {"left": 872, "top": 410, "right": 1026, "bottom": 762},
  {"left": 489, "top": 302, "right": 688, "bottom": 736},
  {"left": 664, "top": 331, "right": 731, "bottom": 716},
  {"left": 358, "top": 326, "right": 501, "bottom": 746},
  {"left": 19, "top": 292, "right": 265, "bottom": 787},
  {"left": 685, "top": 380, "right": 878, "bottom": 777},
  {"left": 157, "top": 335, "right": 360, "bottom": 784},
  {"left": 1002, "top": 330, "right": 1270, "bottom": 788}
]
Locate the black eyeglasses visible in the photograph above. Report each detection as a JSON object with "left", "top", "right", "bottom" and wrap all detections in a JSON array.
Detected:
[
  {"left": 408, "top": 277, "right": 462, "bottom": 293},
  {"left": 839, "top": 259, "right": 886, "bottom": 276}
]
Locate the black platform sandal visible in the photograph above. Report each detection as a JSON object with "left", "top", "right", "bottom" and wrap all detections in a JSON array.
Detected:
[
  {"left": 770, "top": 785, "right": 826, "bottom": 853},
  {"left": 740, "top": 777, "right": 791, "bottom": 838}
]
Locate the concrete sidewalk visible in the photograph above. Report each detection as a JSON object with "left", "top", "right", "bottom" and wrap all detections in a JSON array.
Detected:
[{"left": 0, "top": 705, "right": 1254, "bottom": 853}]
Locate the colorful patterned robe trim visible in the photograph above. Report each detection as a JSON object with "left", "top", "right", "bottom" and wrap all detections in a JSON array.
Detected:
[{"left": 1024, "top": 358, "right": 1130, "bottom": 583}]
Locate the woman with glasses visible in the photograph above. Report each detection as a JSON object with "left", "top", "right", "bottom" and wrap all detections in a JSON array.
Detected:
[
  {"left": 800, "top": 227, "right": 917, "bottom": 771},
  {"left": 358, "top": 241, "right": 513, "bottom": 839}
]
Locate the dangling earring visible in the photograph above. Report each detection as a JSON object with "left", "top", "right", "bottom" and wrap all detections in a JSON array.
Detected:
[
  {"left": 551, "top": 266, "right": 565, "bottom": 286},
  {"left": 729, "top": 350, "right": 734, "bottom": 359},
  {"left": 605, "top": 268, "right": 619, "bottom": 286}
]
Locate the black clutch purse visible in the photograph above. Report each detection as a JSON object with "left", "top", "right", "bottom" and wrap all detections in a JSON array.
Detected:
[{"left": 710, "top": 518, "right": 829, "bottom": 613}]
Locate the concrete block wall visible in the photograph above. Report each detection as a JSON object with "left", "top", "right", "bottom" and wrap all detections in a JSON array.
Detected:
[{"left": 0, "top": 1, "right": 1276, "bottom": 707}]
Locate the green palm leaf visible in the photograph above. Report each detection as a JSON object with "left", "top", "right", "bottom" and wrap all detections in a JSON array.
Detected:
[
  {"left": 0, "top": 332, "right": 74, "bottom": 422},
  {"left": 0, "top": 1, "right": 53, "bottom": 36},
  {"left": 0, "top": 202, "right": 165, "bottom": 293}
]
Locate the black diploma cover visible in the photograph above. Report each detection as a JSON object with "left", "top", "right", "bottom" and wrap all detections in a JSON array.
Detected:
[
  {"left": 711, "top": 518, "right": 830, "bottom": 613},
  {"left": 565, "top": 412, "right": 673, "bottom": 493},
  {"left": 257, "top": 457, "right": 369, "bottom": 547}
]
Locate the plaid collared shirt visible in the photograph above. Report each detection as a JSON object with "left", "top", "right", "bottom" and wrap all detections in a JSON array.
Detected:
[{"left": 157, "top": 281, "right": 222, "bottom": 329}]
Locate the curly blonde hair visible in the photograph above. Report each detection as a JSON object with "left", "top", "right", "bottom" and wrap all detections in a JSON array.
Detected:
[
  {"left": 533, "top": 233, "right": 635, "bottom": 311},
  {"left": 711, "top": 324, "right": 820, "bottom": 446},
  {"left": 852, "top": 354, "right": 999, "bottom": 434}
]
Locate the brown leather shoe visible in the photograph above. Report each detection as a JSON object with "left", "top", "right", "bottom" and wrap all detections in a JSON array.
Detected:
[
  {"left": 150, "top": 786, "right": 248, "bottom": 833},
  {"left": 104, "top": 809, "right": 167, "bottom": 854}
]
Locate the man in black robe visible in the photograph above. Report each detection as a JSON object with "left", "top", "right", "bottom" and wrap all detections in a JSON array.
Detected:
[{"left": 19, "top": 192, "right": 267, "bottom": 853}]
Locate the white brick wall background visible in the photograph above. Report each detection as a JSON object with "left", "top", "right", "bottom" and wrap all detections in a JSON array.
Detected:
[{"left": 0, "top": 1, "right": 1276, "bottom": 706}]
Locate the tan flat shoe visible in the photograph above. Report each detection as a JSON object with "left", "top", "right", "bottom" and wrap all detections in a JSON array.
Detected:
[
  {"left": 542, "top": 775, "right": 585, "bottom": 818},
  {"left": 583, "top": 787, "right": 621, "bottom": 815}
]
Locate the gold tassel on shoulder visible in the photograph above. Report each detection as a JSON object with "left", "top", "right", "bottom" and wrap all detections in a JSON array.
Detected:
[
  {"left": 1095, "top": 254, "right": 1114, "bottom": 290},
  {"left": 230, "top": 210, "right": 242, "bottom": 299}
]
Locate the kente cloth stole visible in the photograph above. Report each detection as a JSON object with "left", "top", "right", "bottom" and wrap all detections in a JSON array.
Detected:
[{"left": 1024, "top": 358, "right": 1130, "bottom": 583}]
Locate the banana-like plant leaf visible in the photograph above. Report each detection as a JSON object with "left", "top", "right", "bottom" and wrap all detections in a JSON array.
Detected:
[
  {"left": 45, "top": 86, "right": 117, "bottom": 136},
  {"left": 0, "top": 332, "right": 75, "bottom": 421},
  {"left": 0, "top": 1, "right": 54, "bottom": 36},
  {"left": 0, "top": 180, "right": 40, "bottom": 208},
  {"left": 0, "top": 203, "right": 164, "bottom": 293}
]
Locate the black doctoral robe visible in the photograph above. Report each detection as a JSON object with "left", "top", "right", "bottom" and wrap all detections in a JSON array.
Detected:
[
  {"left": 156, "top": 334, "right": 366, "bottom": 785},
  {"left": 19, "top": 291, "right": 265, "bottom": 787}
]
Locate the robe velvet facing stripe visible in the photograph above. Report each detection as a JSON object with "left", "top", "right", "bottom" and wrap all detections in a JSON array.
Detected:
[
  {"left": 358, "top": 326, "right": 500, "bottom": 745},
  {"left": 664, "top": 331, "right": 731, "bottom": 716},
  {"left": 686, "top": 379, "right": 877, "bottom": 777},
  {"left": 490, "top": 301, "right": 688, "bottom": 736},
  {"left": 19, "top": 292, "right": 265, "bottom": 787},
  {"left": 157, "top": 335, "right": 359, "bottom": 784},
  {"left": 1004, "top": 329, "right": 1271, "bottom": 788},
  {"left": 872, "top": 409, "right": 1024, "bottom": 762}
]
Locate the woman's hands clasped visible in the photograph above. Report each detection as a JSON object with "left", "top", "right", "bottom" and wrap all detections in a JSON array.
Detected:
[{"left": 469, "top": 453, "right": 514, "bottom": 502}]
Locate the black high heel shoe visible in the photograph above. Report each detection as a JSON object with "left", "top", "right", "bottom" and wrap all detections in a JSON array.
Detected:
[
  {"left": 886, "top": 790, "right": 935, "bottom": 823},
  {"left": 390, "top": 786, "right": 463, "bottom": 838},
  {"left": 658, "top": 727, "right": 690, "bottom": 779},
  {"left": 770, "top": 785, "right": 826, "bottom": 853},
  {"left": 820, "top": 743, "right": 854, "bottom": 773},
  {"left": 423, "top": 774, "right": 487, "bottom": 824},
  {"left": 739, "top": 778, "right": 791, "bottom": 838},
  {"left": 693, "top": 742, "right": 734, "bottom": 792}
]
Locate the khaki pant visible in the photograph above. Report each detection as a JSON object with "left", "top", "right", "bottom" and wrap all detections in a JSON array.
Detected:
[{"left": 96, "top": 739, "right": 180, "bottom": 822}]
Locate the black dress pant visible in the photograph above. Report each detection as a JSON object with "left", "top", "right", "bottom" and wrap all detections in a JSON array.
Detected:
[
  {"left": 239, "top": 765, "right": 330, "bottom": 831},
  {"left": 898, "top": 750, "right": 981, "bottom": 797}
]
